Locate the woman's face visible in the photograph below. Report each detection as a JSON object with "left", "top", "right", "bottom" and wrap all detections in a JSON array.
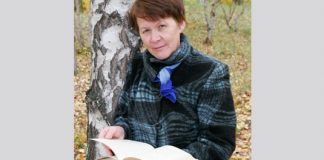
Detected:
[{"left": 137, "top": 17, "right": 186, "bottom": 60}]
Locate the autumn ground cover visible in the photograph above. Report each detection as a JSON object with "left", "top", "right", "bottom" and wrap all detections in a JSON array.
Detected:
[{"left": 74, "top": 1, "right": 251, "bottom": 159}]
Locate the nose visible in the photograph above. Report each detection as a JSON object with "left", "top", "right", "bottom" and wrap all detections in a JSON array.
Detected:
[{"left": 150, "top": 30, "right": 161, "bottom": 43}]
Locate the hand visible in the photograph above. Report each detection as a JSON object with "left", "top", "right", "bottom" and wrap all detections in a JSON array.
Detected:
[
  {"left": 98, "top": 126, "right": 125, "bottom": 156},
  {"left": 98, "top": 126, "right": 125, "bottom": 139}
]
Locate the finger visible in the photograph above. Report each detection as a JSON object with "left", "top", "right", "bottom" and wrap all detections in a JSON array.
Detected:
[
  {"left": 98, "top": 128, "right": 109, "bottom": 138},
  {"left": 98, "top": 129, "right": 106, "bottom": 138},
  {"left": 114, "top": 127, "right": 125, "bottom": 139},
  {"left": 104, "top": 128, "right": 114, "bottom": 139},
  {"left": 115, "top": 132, "right": 125, "bottom": 139}
]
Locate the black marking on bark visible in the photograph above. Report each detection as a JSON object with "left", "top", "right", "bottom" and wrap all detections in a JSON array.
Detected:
[
  {"left": 99, "top": 44, "right": 107, "bottom": 55},
  {"left": 108, "top": 48, "right": 121, "bottom": 87},
  {"left": 95, "top": 0, "right": 110, "bottom": 14},
  {"left": 93, "top": 11, "right": 122, "bottom": 48},
  {"left": 95, "top": 3, "right": 105, "bottom": 14},
  {"left": 103, "top": 47, "right": 122, "bottom": 124},
  {"left": 97, "top": 65, "right": 111, "bottom": 123},
  {"left": 93, "top": 10, "right": 123, "bottom": 57},
  {"left": 120, "top": 27, "right": 130, "bottom": 48},
  {"left": 97, "top": 65, "right": 108, "bottom": 91},
  {"left": 117, "top": 11, "right": 141, "bottom": 89},
  {"left": 86, "top": 81, "right": 104, "bottom": 113},
  {"left": 111, "top": 85, "right": 122, "bottom": 119},
  {"left": 86, "top": 123, "right": 99, "bottom": 160},
  {"left": 92, "top": 40, "right": 99, "bottom": 69},
  {"left": 86, "top": 67, "right": 110, "bottom": 122}
]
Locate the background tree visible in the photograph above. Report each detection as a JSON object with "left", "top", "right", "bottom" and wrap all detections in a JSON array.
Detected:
[
  {"left": 85, "top": 0, "right": 138, "bottom": 159},
  {"left": 75, "top": 0, "right": 91, "bottom": 75},
  {"left": 220, "top": 0, "right": 246, "bottom": 32},
  {"left": 74, "top": 0, "right": 81, "bottom": 75},
  {"left": 202, "top": 0, "right": 219, "bottom": 45}
]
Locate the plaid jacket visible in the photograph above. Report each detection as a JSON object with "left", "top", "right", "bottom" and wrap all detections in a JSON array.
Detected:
[{"left": 113, "top": 35, "right": 236, "bottom": 160}]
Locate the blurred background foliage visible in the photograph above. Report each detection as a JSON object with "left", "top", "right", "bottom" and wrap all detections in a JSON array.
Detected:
[{"left": 74, "top": 0, "right": 251, "bottom": 159}]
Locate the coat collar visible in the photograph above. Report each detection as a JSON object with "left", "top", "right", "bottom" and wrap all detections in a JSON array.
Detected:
[{"left": 143, "top": 34, "right": 190, "bottom": 81}]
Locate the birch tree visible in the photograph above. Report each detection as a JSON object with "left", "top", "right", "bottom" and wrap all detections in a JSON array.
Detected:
[
  {"left": 85, "top": 0, "right": 139, "bottom": 159},
  {"left": 74, "top": 0, "right": 82, "bottom": 75},
  {"left": 203, "top": 0, "right": 219, "bottom": 45},
  {"left": 221, "top": 0, "right": 245, "bottom": 32}
]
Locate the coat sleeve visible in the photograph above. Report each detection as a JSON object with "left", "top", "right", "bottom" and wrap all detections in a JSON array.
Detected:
[{"left": 183, "top": 63, "right": 236, "bottom": 160}]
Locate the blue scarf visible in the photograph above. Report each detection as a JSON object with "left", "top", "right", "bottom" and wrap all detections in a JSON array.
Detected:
[
  {"left": 143, "top": 34, "right": 190, "bottom": 103},
  {"left": 154, "top": 63, "right": 180, "bottom": 103}
]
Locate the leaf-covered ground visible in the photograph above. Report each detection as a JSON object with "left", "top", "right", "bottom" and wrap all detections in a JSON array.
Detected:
[{"left": 74, "top": 52, "right": 90, "bottom": 160}]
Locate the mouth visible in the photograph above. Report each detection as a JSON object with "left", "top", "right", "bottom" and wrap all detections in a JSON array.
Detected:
[{"left": 152, "top": 45, "right": 166, "bottom": 50}]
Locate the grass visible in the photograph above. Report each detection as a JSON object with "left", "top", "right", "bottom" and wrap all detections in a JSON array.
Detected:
[
  {"left": 183, "top": 0, "right": 251, "bottom": 97},
  {"left": 75, "top": 0, "right": 251, "bottom": 159}
]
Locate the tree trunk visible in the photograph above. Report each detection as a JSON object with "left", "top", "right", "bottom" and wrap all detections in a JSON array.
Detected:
[
  {"left": 74, "top": 0, "right": 81, "bottom": 75},
  {"left": 221, "top": 2, "right": 245, "bottom": 32},
  {"left": 203, "top": 0, "right": 218, "bottom": 45},
  {"left": 74, "top": 0, "right": 81, "bottom": 13},
  {"left": 85, "top": 0, "right": 138, "bottom": 159}
]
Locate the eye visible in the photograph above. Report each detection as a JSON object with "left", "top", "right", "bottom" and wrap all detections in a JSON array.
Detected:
[
  {"left": 159, "top": 24, "right": 167, "bottom": 29},
  {"left": 141, "top": 29, "right": 150, "bottom": 34}
]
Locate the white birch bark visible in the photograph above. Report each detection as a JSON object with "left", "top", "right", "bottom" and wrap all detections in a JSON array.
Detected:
[
  {"left": 203, "top": 0, "right": 218, "bottom": 45},
  {"left": 85, "top": 0, "right": 139, "bottom": 159}
]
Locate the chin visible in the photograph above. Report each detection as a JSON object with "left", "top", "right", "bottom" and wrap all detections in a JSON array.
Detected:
[{"left": 150, "top": 51, "right": 171, "bottom": 60}]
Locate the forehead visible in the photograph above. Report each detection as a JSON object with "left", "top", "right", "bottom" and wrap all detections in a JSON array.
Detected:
[{"left": 137, "top": 17, "right": 176, "bottom": 27}]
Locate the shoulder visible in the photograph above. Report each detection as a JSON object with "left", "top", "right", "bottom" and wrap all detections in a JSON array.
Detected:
[
  {"left": 187, "top": 47, "right": 229, "bottom": 78},
  {"left": 187, "top": 49, "right": 231, "bottom": 91},
  {"left": 173, "top": 47, "right": 229, "bottom": 86}
]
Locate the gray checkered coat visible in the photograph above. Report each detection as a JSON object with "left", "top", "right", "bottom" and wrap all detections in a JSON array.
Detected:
[{"left": 113, "top": 34, "right": 236, "bottom": 160}]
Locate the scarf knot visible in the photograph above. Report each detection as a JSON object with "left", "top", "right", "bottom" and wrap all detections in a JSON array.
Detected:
[{"left": 154, "top": 63, "right": 180, "bottom": 103}]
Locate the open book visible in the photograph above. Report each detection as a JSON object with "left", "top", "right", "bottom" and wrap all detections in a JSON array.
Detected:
[{"left": 92, "top": 138, "right": 197, "bottom": 160}]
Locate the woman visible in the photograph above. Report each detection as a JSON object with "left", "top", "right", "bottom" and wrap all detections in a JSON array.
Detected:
[{"left": 98, "top": 0, "right": 236, "bottom": 159}]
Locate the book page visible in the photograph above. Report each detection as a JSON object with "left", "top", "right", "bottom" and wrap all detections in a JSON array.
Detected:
[
  {"left": 125, "top": 145, "right": 197, "bottom": 160},
  {"left": 92, "top": 139, "right": 154, "bottom": 160}
]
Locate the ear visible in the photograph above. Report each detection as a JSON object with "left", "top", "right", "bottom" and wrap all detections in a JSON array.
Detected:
[{"left": 178, "top": 20, "right": 186, "bottom": 33}]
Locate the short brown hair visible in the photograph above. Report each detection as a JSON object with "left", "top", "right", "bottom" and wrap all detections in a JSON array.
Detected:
[{"left": 128, "top": 0, "right": 186, "bottom": 35}]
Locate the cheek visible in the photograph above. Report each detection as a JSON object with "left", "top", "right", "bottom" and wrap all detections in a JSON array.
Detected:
[
  {"left": 142, "top": 41, "right": 150, "bottom": 48},
  {"left": 139, "top": 35, "right": 149, "bottom": 46}
]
